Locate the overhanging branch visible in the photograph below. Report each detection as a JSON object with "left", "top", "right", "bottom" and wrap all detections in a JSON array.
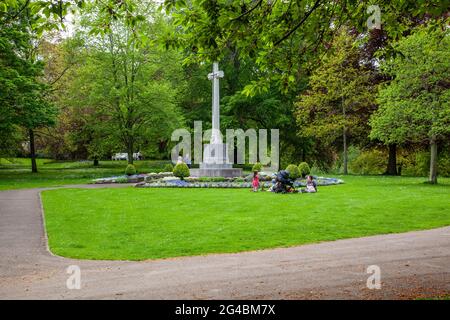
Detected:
[
  {"left": 273, "top": 0, "right": 322, "bottom": 47},
  {"left": 230, "top": 0, "right": 263, "bottom": 21}
]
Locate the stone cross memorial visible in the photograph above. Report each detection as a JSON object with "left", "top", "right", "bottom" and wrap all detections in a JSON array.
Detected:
[
  {"left": 190, "top": 62, "right": 242, "bottom": 177},
  {"left": 208, "top": 62, "right": 224, "bottom": 145}
]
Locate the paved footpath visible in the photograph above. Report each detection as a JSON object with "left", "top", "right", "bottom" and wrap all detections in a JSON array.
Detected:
[{"left": 0, "top": 185, "right": 449, "bottom": 299}]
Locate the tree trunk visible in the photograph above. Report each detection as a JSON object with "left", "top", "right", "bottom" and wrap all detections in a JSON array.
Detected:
[
  {"left": 93, "top": 158, "right": 99, "bottom": 166},
  {"left": 343, "top": 128, "right": 348, "bottom": 175},
  {"left": 158, "top": 140, "right": 167, "bottom": 154},
  {"left": 429, "top": 136, "right": 438, "bottom": 184},
  {"left": 385, "top": 144, "right": 398, "bottom": 175},
  {"left": 127, "top": 140, "right": 134, "bottom": 165},
  {"left": 341, "top": 87, "right": 348, "bottom": 175},
  {"left": 29, "top": 129, "right": 37, "bottom": 173}
]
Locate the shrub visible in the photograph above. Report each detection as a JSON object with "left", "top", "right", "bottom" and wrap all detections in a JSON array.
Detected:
[
  {"left": 125, "top": 164, "right": 136, "bottom": 176},
  {"left": 173, "top": 163, "right": 190, "bottom": 180},
  {"left": 349, "top": 150, "right": 385, "bottom": 175},
  {"left": 285, "top": 164, "right": 300, "bottom": 179},
  {"left": 413, "top": 152, "right": 430, "bottom": 176},
  {"left": 163, "top": 163, "right": 174, "bottom": 172},
  {"left": 401, "top": 150, "right": 450, "bottom": 177},
  {"left": 309, "top": 161, "right": 325, "bottom": 175},
  {"left": 115, "top": 177, "right": 129, "bottom": 183},
  {"left": 298, "top": 162, "right": 311, "bottom": 177},
  {"left": 252, "top": 162, "right": 263, "bottom": 172},
  {"left": 401, "top": 152, "right": 428, "bottom": 176},
  {"left": 334, "top": 145, "right": 361, "bottom": 174},
  {"left": 438, "top": 152, "right": 450, "bottom": 177}
]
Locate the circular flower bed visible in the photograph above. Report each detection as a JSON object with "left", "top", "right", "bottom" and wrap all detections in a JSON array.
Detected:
[
  {"left": 93, "top": 172, "right": 174, "bottom": 184},
  {"left": 135, "top": 176, "right": 343, "bottom": 189},
  {"left": 93, "top": 171, "right": 344, "bottom": 188},
  {"left": 93, "top": 174, "right": 149, "bottom": 184}
]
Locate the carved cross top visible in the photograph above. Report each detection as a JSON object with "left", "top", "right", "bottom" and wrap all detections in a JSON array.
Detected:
[
  {"left": 207, "top": 70, "right": 224, "bottom": 80},
  {"left": 207, "top": 62, "right": 224, "bottom": 80}
]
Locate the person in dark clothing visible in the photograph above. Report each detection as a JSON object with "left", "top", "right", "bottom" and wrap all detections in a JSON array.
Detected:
[{"left": 272, "top": 170, "right": 295, "bottom": 193}]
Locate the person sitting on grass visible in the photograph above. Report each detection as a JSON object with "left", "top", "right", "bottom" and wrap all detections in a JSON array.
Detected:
[
  {"left": 252, "top": 171, "right": 260, "bottom": 192},
  {"left": 302, "top": 175, "right": 317, "bottom": 193}
]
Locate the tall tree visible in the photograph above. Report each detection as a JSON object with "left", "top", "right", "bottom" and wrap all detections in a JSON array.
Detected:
[
  {"left": 0, "top": 0, "right": 63, "bottom": 172},
  {"left": 370, "top": 24, "right": 450, "bottom": 184},
  {"left": 295, "top": 28, "right": 377, "bottom": 174},
  {"left": 67, "top": 0, "right": 185, "bottom": 164}
]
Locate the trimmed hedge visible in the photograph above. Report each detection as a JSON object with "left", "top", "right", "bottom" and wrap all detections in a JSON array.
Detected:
[
  {"left": 252, "top": 162, "right": 263, "bottom": 172},
  {"left": 163, "top": 163, "right": 174, "bottom": 172},
  {"left": 125, "top": 164, "right": 136, "bottom": 175},
  {"left": 173, "top": 163, "right": 190, "bottom": 180},
  {"left": 298, "top": 162, "right": 311, "bottom": 177},
  {"left": 285, "top": 164, "right": 300, "bottom": 179}
]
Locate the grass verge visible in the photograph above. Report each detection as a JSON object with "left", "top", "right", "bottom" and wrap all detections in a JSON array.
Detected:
[{"left": 41, "top": 175, "right": 450, "bottom": 260}]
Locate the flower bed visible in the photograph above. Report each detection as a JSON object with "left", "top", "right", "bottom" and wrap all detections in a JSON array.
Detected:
[
  {"left": 93, "top": 171, "right": 344, "bottom": 188},
  {"left": 93, "top": 174, "right": 149, "bottom": 184},
  {"left": 93, "top": 172, "right": 174, "bottom": 184},
  {"left": 135, "top": 176, "right": 343, "bottom": 188}
]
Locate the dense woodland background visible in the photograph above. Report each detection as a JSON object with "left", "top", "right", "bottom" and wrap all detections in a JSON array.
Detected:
[{"left": 1, "top": 0, "right": 449, "bottom": 183}]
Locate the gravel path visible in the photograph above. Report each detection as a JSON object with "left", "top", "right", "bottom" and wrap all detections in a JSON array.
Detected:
[{"left": 0, "top": 184, "right": 449, "bottom": 299}]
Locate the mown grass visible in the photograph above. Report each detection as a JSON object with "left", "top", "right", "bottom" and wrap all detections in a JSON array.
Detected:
[
  {"left": 41, "top": 175, "right": 450, "bottom": 261},
  {"left": 0, "top": 158, "right": 171, "bottom": 190}
]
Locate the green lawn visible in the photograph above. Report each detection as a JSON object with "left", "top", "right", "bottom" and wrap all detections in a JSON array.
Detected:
[
  {"left": 0, "top": 158, "right": 171, "bottom": 190},
  {"left": 41, "top": 175, "right": 450, "bottom": 260}
]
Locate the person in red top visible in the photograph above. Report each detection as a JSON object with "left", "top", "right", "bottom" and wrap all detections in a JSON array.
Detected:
[{"left": 252, "top": 171, "right": 260, "bottom": 192}]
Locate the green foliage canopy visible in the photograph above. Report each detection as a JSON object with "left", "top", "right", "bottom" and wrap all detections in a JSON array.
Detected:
[
  {"left": 295, "top": 29, "right": 377, "bottom": 146},
  {"left": 370, "top": 25, "right": 450, "bottom": 145},
  {"left": 161, "top": 0, "right": 449, "bottom": 94}
]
